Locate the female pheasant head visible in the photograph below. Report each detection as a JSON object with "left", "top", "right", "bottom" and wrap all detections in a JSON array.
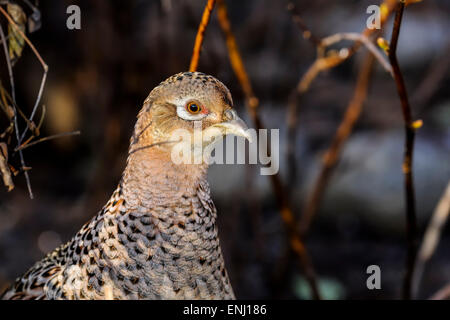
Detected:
[
  {"left": 120, "top": 71, "right": 252, "bottom": 203},
  {"left": 129, "top": 72, "right": 251, "bottom": 164}
]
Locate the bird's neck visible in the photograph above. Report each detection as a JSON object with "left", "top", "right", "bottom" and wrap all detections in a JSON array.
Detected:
[{"left": 120, "top": 147, "right": 209, "bottom": 210}]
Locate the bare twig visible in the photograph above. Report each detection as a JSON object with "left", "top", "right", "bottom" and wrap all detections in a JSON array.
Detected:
[
  {"left": 217, "top": 0, "right": 321, "bottom": 300},
  {"left": 0, "top": 5, "right": 48, "bottom": 145},
  {"left": 299, "top": 52, "right": 376, "bottom": 236},
  {"left": 216, "top": 0, "right": 260, "bottom": 121},
  {"left": 18, "top": 70, "right": 47, "bottom": 143},
  {"left": 14, "top": 131, "right": 81, "bottom": 152},
  {"left": 412, "top": 181, "right": 450, "bottom": 298},
  {"left": 388, "top": 1, "right": 419, "bottom": 300},
  {"left": 293, "top": 0, "right": 396, "bottom": 93},
  {"left": 0, "top": 20, "right": 33, "bottom": 198},
  {"left": 189, "top": 0, "right": 216, "bottom": 72},
  {"left": 320, "top": 32, "right": 393, "bottom": 76}
]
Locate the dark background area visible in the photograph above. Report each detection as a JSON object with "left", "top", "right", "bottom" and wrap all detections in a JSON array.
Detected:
[{"left": 0, "top": 0, "right": 449, "bottom": 299}]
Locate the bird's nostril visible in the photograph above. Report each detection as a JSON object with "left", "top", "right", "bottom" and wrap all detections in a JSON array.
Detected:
[{"left": 224, "top": 109, "right": 237, "bottom": 121}]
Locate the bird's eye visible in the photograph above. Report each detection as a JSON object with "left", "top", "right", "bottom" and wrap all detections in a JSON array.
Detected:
[
  {"left": 176, "top": 100, "right": 207, "bottom": 120},
  {"left": 186, "top": 102, "right": 201, "bottom": 114}
]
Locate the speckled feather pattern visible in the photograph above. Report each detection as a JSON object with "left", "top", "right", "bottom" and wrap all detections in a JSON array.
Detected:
[{"left": 1, "top": 72, "right": 236, "bottom": 300}]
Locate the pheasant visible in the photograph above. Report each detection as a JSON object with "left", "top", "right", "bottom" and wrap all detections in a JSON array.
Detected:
[{"left": 1, "top": 72, "right": 251, "bottom": 300}]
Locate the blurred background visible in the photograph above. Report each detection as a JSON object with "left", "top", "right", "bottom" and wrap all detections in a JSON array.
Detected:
[{"left": 0, "top": 0, "right": 449, "bottom": 299}]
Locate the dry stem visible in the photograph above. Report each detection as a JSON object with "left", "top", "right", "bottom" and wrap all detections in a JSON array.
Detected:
[
  {"left": 0, "top": 20, "right": 32, "bottom": 197},
  {"left": 0, "top": 6, "right": 48, "bottom": 144},
  {"left": 189, "top": 0, "right": 216, "bottom": 72},
  {"left": 0, "top": 4, "right": 51, "bottom": 198},
  {"left": 15, "top": 131, "right": 81, "bottom": 152},
  {"left": 320, "top": 32, "right": 392, "bottom": 76},
  {"left": 388, "top": 1, "right": 418, "bottom": 300}
]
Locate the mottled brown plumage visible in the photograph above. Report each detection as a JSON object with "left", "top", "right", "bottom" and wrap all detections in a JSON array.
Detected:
[{"left": 1, "top": 72, "right": 250, "bottom": 300}]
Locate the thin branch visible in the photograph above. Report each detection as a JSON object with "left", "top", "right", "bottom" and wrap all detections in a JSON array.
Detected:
[
  {"left": 412, "top": 181, "right": 450, "bottom": 298},
  {"left": 293, "top": 0, "right": 396, "bottom": 92},
  {"left": 320, "top": 32, "right": 393, "bottom": 76},
  {"left": 14, "top": 131, "right": 81, "bottom": 152},
  {"left": 18, "top": 70, "right": 47, "bottom": 143},
  {"left": 0, "top": 20, "right": 33, "bottom": 198},
  {"left": 0, "top": 5, "right": 48, "bottom": 145},
  {"left": 189, "top": 0, "right": 216, "bottom": 72},
  {"left": 299, "top": 52, "right": 376, "bottom": 236},
  {"left": 217, "top": 0, "right": 321, "bottom": 300},
  {"left": 216, "top": 0, "right": 259, "bottom": 118},
  {"left": 388, "top": 1, "right": 418, "bottom": 300}
]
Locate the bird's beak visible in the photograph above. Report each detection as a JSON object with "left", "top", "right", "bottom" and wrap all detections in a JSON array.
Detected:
[{"left": 212, "top": 109, "right": 253, "bottom": 142}]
